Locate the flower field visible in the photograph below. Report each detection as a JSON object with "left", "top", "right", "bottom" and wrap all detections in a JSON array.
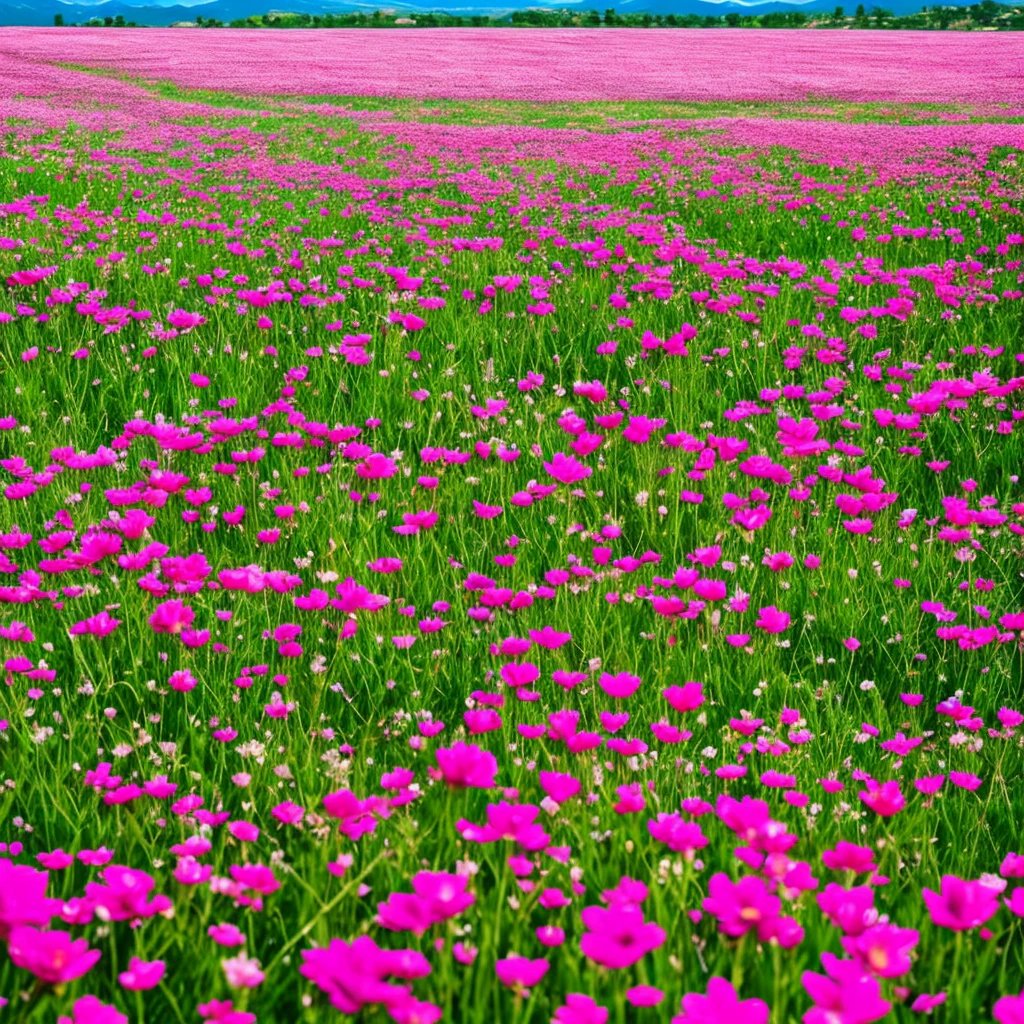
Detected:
[{"left": 0, "top": 32, "right": 1023, "bottom": 1024}]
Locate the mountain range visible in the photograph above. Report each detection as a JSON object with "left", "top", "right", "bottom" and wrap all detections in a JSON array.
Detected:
[{"left": 0, "top": 0, "right": 972, "bottom": 27}]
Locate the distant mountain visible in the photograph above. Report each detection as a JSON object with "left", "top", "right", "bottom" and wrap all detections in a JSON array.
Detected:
[
  {"left": 3, "top": 0, "right": 421, "bottom": 23},
  {"left": 0, "top": 0, "right": 968, "bottom": 26}
]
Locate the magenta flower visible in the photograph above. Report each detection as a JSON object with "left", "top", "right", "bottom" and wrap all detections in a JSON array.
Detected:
[
  {"left": 663, "top": 681, "right": 705, "bottom": 712},
  {"left": 817, "top": 884, "right": 878, "bottom": 937},
  {"left": 922, "top": 875, "right": 1000, "bottom": 932},
  {"left": 300, "top": 937, "right": 428, "bottom": 1014},
  {"left": 494, "top": 956, "right": 549, "bottom": 989},
  {"left": 198, "top": 999, "right": 258, "bottom": 1024},
  {"left": 702, "top": 873, "right": 780, "bottom": 939},
  {"left": 147, "top": 599, "right": 195, "bottom": 635},
  {"left": 377, "top": 872, "right": 475, "bottom": 934},
  {"left": 626, "top": 985, "right": 664, "bottom": 1007},
  {"left": 8, "top": 926, "right": 101, "bottom": 984},
  {"left": 598, "top": 671, "right": 642, "bottom": 699},
  {"left": 822, "top": 842, "right": 876, "bottom": 875},
  {"left": 118, "top": 956, "right": 166, "bottom": 990},
  {"left": 671, "top": 977, "right": 770, "bottom": 1024},
  {"left": 994, "top": 990, "right": 1024, "bottom": 1023},
  {"left": 435, "top": 742, "right": 498, "bottom": 789},
  {"left": 85, "top": 866, "right": 172, "bottom": 921},
  {"left": 57, "top": 996, "right": 128, "bottom": 1024},
  {"left": 0, "top": 860, "right": 55, "bottom": 938},
  {"left": 553, "top": 994, "right": 609, "bottom": 1024},
  {"left": 579, "top": 902, "right": 666, "bottom": 969},
  {"left": 858, "top": 780, "right": 906, "bottom": 817},
  {"left": 648, "top": 813, "right": 709, "bottom": 856},
  {"left": 802, "top": 953, "right": 891, "bottom": 1024},
  {"left": 755, "top": 606, "right": 790, "bottom": 633},
  {"left": 322, "top": 789, "right": 389, "bottom": 841},
  {"left": 544, "top": 452, "right": 592, "bottom": 485},
  {"left": 841, "top": 923, "right": 919, "bottom": 978}
]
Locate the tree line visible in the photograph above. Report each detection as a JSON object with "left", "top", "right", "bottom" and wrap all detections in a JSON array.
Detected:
[{"left": 52, "top": 0, "right": 1020, "bottom": 29}]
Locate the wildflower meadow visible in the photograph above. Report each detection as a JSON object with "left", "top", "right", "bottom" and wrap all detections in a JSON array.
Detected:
[{"left": 0, "top": 29, "right": 1023, "bottom": 1024}]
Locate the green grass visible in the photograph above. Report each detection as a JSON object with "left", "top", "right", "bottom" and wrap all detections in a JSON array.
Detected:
[{"left": 0, "top": 69, "right": 1022, "bottom": 1024}]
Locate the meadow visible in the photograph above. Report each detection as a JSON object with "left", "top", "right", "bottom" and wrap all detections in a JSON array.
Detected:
[{"left": 0, "top": 31, "right": 1023, "bottom": 1024}]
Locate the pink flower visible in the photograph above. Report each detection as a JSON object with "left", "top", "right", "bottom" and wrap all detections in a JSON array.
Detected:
[
  {"left": 271, "top": 801, "right": 305, "bottom": 825},
  {"left": 840, "top": 923, "right": 919, "bottom": 978},
  {"left": 922, "top": 875, "right": 1000, "bottom": 932},
  {"left": 949, "top": 771, "right": 983, "bottom": 791},
  {"left": 37, "top": 849, "right": 74, "bottom": 871},
  {"left": 702, "top": 873, "right": 779, "bottom": 939},
  {"left": 553, "top": 994, "right": 609, "bottom": 1024},
  {"left": 755, "top": 606, "right": 790, "bottom": 633},
  {"left": 648, "top": 813, "right": 708, "bottom": 856},
  {"left": 544, "top": 452, "right": 592, "bottom": 485},
  {"left": 208, "top": 923, "right": 247, "bottom": 947},
  {"left": 227, "top": 820, "right": 260, "bottom": 842},
  {"left": 435, "top": 742, "right": 498, "bottom": 789},
  {"left": 85, "top": 866, "right": 171, "bottom": 921},
  {"left": 147, "top": 599, "right": 195, "bottom": 635},
  {"left": 858, "top": 780, "right": 906, "bottom": 817},
  {"left": 663, "top": 681, "right": 705, "bottom": 712},
  {"left": 222, "top": 953, "right": 265, "bottom": 988},
  {"left": 322, "top": 789, "right": 388, "bottom": 841},
  {"left": 822, "top": 842, "right": 876, "bottom": 875},
  {"left": 58, "top": 996, "right": 128, "bottom": 1024},
  {"left": 198, "top": 999, "right": 257, "bottom": 1024},
  {"left": 8, "top": 926, "right": 101, "bottom": 984},
  {"left": 598, "top": 671, "right": 642, "bottom": 699},
  {"left": 802, "top": 953, "right": 891, "bottom": 1024},
  {"left": 627, "top": 986, "right": 664, "bottom": 1008},
  {"left": 994, "top": 990, "right": 1024, "bottom": 1024},
  {"left": 494, "top": 956, "right": 549, "bottom": 989},
  {"left": 167, "top": 309, "right": 206, "bottom": 330},
  {"left": 118, "top": 957, "right": 166, "bottom": 990},
  {"left": 910, "top": 992, "right": 946, "bottom": 1014},
  {"left": 472, "top": 501, "right": 503, "bottom": 519},
  {"left": 0, "top": 860, "right": 55, "bottom": 937},
  {"left": 579, "top": 902, "right": 666, "bottom": 969},
  {"left": 299, "top": 935, "right": 428, "bottom": 1015},
  {"left": 377, "top": 872, "right": 475, "bottom": 934},
  {"left": 817, "top": 884, "right": 877, "bottom": 936},
  {"left": 671, "top": 977, "right": 769, "bottom": 1023}
]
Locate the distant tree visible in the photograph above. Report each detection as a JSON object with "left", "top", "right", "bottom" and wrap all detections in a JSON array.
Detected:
[
  {"left": 833, "top": 5, "right": 844, "bottom": 17},
  {"left": 725, "top": 11, "right": 740, "bottom": 24},
  {"left": 604, "top": 7, "right": 616, "bottom": 23},
  {"left": 114, "top": 12, "right": 123, "bottom": 22},
  {"left": 53, "top": 11, "right": 63, "bottom": 23},
  {"left": 103, "top": 14, "right": 112, "bottom": 23},
  {"left": 665, "top": 12, "right": 677, "bottom": 23}
]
